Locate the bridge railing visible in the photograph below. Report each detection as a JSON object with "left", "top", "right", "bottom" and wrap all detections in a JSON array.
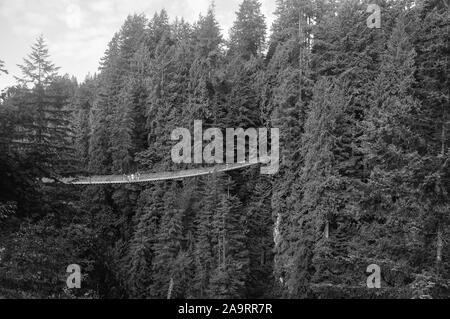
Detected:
[{"left": 53, "top": 156, "right": 271, "bottom": 185}]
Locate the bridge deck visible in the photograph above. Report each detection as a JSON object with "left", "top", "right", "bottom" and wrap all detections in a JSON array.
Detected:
[{"left": 56, "top": 160, "right": 267, "bottom": 185}]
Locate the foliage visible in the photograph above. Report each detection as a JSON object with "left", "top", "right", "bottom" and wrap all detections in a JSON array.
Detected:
[{"left": 0, "top": 0, "right": 448, "bottom": 299}]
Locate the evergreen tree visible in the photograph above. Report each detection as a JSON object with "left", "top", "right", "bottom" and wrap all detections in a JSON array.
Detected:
[
  {"left": 126, "top": 186, "right": 165, "bottom": 297},
  {"left": 15, "top": 35, "right": 59, "bottom": 87},
  {"left": 150, "top": 184, "right": 190, "bottom": 298},
  {"left": 194, "top": 174, "right": 249, "bottom": 299},
  {"left": 15, "top": 36, "right": 74, "bottom": 177},
  {"left": 297, "top": 78, "right": 358, "bottom": 298},
  {"left": 229, "top": 0, "right": 266, "bottom": 58},
  {"left": 244, "top": 177, "right": 274, "bottom": 298},
  {"left": 225, "top": 0, "right": 266, "bottom": 128},
  {"left": 358, "top": 13, "right": 426, "bottom": 297},
  {"left": 209, "top": 191, "right": 249, "bottom": 299},
  {"left": 110, "top": 14, "right": 147, "bottom": 174},
  {"left": 184, "top": 5, "right": 223, "bottom": 126},
  {"left": 72, "top": 76, "right": 97, "bottom": 171},
  {"left": 192, "top": 175, "right": 221, "bottom": 297},
  {"left": 411, "top": 0, "right": 450, "bottom": 285},
  {"left": 88, "top": 34, "right": 120, "bottom": 174},
  {"left": 0, "top": 59, "right": 7, "bottom": 75},
  {"left": 265, "top": 0, "right": 316, "bottom": 295}
]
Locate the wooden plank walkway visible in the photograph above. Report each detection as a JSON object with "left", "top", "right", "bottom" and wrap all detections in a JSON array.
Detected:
[{"left": 51, "top": 158, "right": 268, "bottom": 185}]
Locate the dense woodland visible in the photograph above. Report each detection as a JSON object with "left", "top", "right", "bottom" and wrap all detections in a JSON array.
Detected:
[{"left": 0, "top": 0, "right": 449, "bottom": 299}]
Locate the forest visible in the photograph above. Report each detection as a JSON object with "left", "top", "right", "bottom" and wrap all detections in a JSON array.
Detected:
[{"left": 0, "top": 0, "right": 449, "bottom": 299}]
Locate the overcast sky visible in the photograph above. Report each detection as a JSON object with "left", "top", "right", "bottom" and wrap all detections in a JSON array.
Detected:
[{"left": 0, "top": 0, "right": 277, "bottom": 91}]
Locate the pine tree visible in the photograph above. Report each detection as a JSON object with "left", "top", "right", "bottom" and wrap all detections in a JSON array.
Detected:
[
  {"left": 110, "top": 14, "right": 148, "bottom": 174},
  {"left": 355, "top": 13, "right": 426, "bottom": 297},
  {"left": 195, "top": 5, "right": 223, "bottom": 58},
  {"left": 111, "top": 80, "right": 135, "bottom": 174},
  {"left": 224, "top": 0, "right": 266, "bottom": 128},
  {"left": 145, "top": 10, "right": 172, "bottom": 59},
  {"left": 15, "top": 36, "right": 73, "bottom": 177},
  {"left": 72, "top": 76, "right": 97, "bottom": 171},
  {"left": 118, "top": 14, "right": 148, "bottom": 76},
  {"left": 196, "top": 174, "right": 249, "bottom": 299},
  {"left": 213, "top": 192, "right": 249, "bottom": 299},
  {"left": 244, "top": 177, "right": 274, "bottom": 298},
  {"left": 183, "top": 5, "right": 223, "bottom": 126},
  {"left": 126, "top": 186, "right": 165, "bottom": 297},
  {"left": 229, "top": 0, "right": 266, "bottom": 58},
  {"left": 297, "top": 78, "right": 361, "bottom": 298},
  {"left": 0, "top": 87, "right": 39, "bottom": 219},
  {"left": 219, "top": 0, "right": 273, "bottom": 298},
  {"left": 141, "top": 16, "right": 191, "bottom": 171},
  {"left": 265, "top": 0, "right": 316, "bottom": 296},
  {"left": 15, "top": 35, "right": 59, "bottom": 87},
  {"left": 88, "top": 34, "right": 121, "bottom": 174},
  {"left": 192, "top": 175, "right": 221, "bottom": 297},
  {"left": 150, "top": 183, "right": 189, "bottom": 298},
  {"left": 411, "top": 0, "right": 450, "bottom": 283},
  {"left": 0, "top": 59, "right": 7, "bottom": 75}
]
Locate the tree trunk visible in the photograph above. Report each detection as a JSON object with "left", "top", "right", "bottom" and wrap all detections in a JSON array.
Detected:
[
  {"left": 167, "top": 277, "right": 174, "bottom": 299},
  {"left": 436, "top": 226, "right": 443, "bottom": 272},
  {"left": 436, "top": 94, "right": 447, "bottom": 270}
]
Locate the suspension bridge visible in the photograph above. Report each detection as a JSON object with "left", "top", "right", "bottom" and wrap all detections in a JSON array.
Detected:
[{"left": 44, "top": 157, "right": 270, "bottom": 186}]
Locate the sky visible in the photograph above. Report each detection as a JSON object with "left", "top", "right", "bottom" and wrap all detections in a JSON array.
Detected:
[{"left": 0, "top": 0, "right": 277, "bottom": 91}]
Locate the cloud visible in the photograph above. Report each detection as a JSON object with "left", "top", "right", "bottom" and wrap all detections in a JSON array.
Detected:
[
  {"left": 0, "top": 0, "right": 277, "bottom": 90},
  {"left": 88, "top": 0, "right": 115, "bottom": 13},
  {"left": 65, "top": 3, "right": 83, "bottom": 29}
]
